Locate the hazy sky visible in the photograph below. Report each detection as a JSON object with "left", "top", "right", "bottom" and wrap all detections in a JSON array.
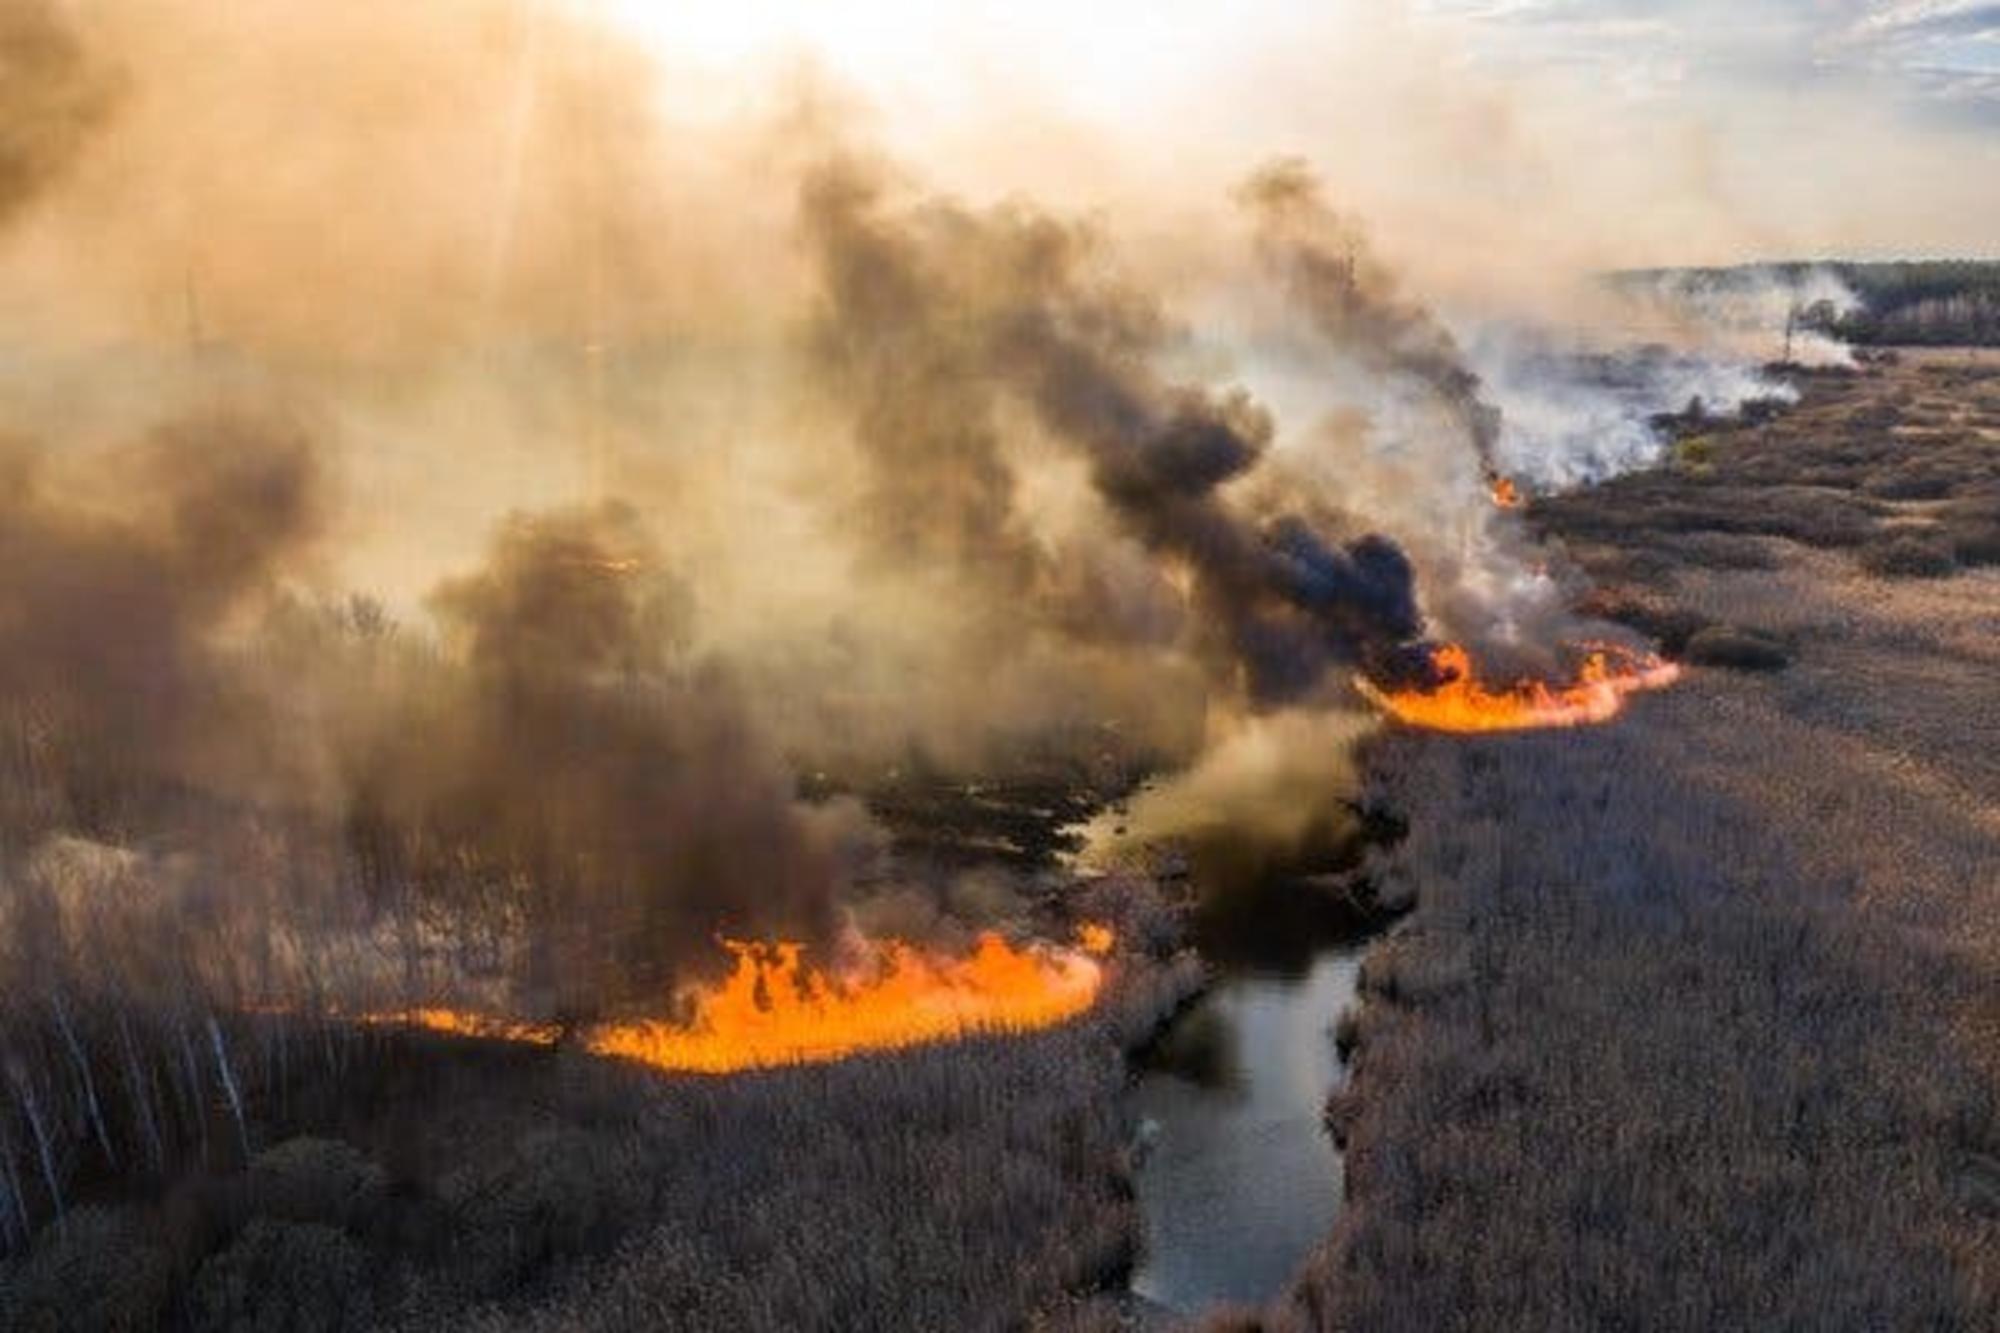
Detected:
[
  {"left": 1428, "top": 0, "right": 2000, "bottom": 125},
  {"left": 607, "top": 0, "right": 2000, "bottom": 265}
]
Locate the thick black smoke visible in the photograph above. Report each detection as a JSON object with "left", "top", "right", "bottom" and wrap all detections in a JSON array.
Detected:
[
  {"left": 803, "top": 162, "right": 1426, "bottom": 704},
  {"left": 1245, "top": 158, "right": 1503, "bottom": 480}
]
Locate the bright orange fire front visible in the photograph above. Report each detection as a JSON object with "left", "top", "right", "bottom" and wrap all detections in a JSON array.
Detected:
[
  {"left": 590, "top": 930, "right": 1109, "bottom": 1074},
  {"left": 1356, "top": 642, "right": 1680, "bottom": 732},
  {"left": 360, "top": 926, "right": 1112, "bottom": 1074},
  {"left": 1490, "top": 476, "right": 1523, "bottom": 508}
]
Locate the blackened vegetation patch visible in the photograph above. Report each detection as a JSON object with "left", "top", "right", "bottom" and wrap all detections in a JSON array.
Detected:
[{"left": 806, "top": 755, "right": 1141, "bottom": 877}]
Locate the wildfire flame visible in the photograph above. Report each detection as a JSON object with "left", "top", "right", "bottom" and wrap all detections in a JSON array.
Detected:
[
  {"left": 359, "top": 1007, "right": 561, "bottom": 1046},
  {"left": 1490, "top": 476, "right": 1523, "bottom": 508},
  {"left": 1357, "top": 642, "right": 1680, "bottom": 733},
  {"left": 591, "top": 929, "right": 1109, "bottom": 1073},
  {"left": 358, "top": 925, "right": 1113, "bottom": 1075}
]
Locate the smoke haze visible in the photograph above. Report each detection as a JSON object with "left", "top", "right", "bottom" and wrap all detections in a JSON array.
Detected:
[{"left": 0, "top": 0, "right": 1888, "bottom": 1022}]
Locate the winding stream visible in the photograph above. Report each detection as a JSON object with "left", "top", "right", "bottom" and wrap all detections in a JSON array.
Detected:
[{"left": 1128, "top": 939, "right": 1366, "bottom": 1311}]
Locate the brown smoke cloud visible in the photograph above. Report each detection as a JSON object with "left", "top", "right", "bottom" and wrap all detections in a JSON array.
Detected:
[
  {"left": 0, "top": 408, "right": 327, "bottom": 812},
  {"left": 0, "top": 1, "right": 118, "bottom": 227},
  {"left": 338, "top": 503, "right": 857, "bottom": 1013},
  {"left": 0, "top": 0, "right": 1691, "bottom": 1034},
  {"left": 801, "top": 159, "right": 1430, "bottom": 708},
  {"left": 1244, "top": 159, "right": 1502, "bottom": 481}
]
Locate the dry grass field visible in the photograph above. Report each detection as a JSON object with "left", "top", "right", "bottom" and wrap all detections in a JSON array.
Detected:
[{"left": 1230, "top": 353, "right": 2000, "bottom": 1331}]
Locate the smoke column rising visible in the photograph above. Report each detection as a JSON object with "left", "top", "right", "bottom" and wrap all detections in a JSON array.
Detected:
[{"left": 0, "top": 0, "right": 1807, "bottom": 1052}]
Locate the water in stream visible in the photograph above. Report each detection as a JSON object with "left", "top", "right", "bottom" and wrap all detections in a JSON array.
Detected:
[{"left": 1128, "top": 942, "right": 1365, "bottom": 1312}]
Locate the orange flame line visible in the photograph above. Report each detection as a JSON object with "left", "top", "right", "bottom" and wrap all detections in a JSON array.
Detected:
[
  {"left": 355, "top": 925, "right": 1115, "bottom": 1075},
  {"left": 1357, "top": 642, "right": 1680, "bottom": 733}
]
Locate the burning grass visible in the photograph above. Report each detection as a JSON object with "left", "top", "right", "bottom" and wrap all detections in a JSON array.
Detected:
[
  {"left": 1230, "top": 352, "right": 2000, "bottom": 1333},
  {"left": 0, "top": 881, "right": 1197, "bottom": 1333},
  {"left": 1354, "top": 642, "right": 1681, "bottom": 733},
  {"left": 368, "top": 928, "right": 1114, "bottom": 1075},
  {"left": 587, "top": 930, "right": 1108, "bottom": 1074}
]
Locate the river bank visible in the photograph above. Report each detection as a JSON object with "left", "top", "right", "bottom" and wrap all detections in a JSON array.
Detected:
[
  {"left": 1106, "top": 804, "right": 1412, "bottom": 1325},
  {"left": 1236, "top": 353, "right": 2000, "bottom": 1331}
]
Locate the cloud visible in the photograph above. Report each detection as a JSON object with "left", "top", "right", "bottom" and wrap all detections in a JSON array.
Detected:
[{"left": 1852, "top": 1, "right": 2000, "bottom": 40}]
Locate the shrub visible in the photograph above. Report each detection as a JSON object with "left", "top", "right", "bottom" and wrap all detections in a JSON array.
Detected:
[
  {"left": 1574, "top": 590, "right": 1712, "bottom": 656},
  {"left": 1673, "top": 436, "right": 1715, "bottom": 470},
  {"left": 189, "top": 1219, "right": 371, "bottom": 1333},
  {"left": 1684, "top": 626, "right": 1792, "bottom": 671},
  {"left": 1858, "top": 533, "right": 1956, "bottom": 577},
  {"left": 1664, "top": 532, "right": 1780, "bottom": 571},
  {"left": 0, "top": 1206, "right": 172, "bottom": 1333},
  {"left": 1938, "top": 498, "right": 2000, "bottom": 566},
  {"left": 433, "top": 1127, "right": 650, "bottom": 1295},
  {"left": 1861, "top": 467, "right": 1955, "bottom": 500},
  {"left": 245, "top": 1137, "right": 389, "bottom": 1232},
  {"left": 1945, "top": 518, "right": 2000, "bottom": 565}
]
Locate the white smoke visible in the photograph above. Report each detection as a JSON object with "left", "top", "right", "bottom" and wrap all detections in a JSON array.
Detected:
[
  {"left": 1619, "top": 264, "right": 1864, "bottom": 368},
  {"left": 1466, "top": 324, "right": 1795, "bottom": 490}
]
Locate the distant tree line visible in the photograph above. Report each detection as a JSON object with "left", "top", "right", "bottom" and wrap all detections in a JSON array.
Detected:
[
  {"left": 1814, "top": 261, "right": 2000, "bottom": 346},
  {"left": 1615, "top": 261, "right": 2000, "bottom": 348}
]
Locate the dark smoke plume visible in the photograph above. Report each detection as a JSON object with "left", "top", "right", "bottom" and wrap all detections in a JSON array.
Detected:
[
  {"left": 806, "top": 169, "right": 1044, "bottom": 599},
  {"left": 0, "top": 429, "right": 850, "bottom": 1020},
  {"left": 803, "top": 162, "right": 1426, "bottom": 705},
  {"left": 0, "top": 409, "right": 327, "bottom": 817},
  {"left": 341, "top": 502, "right": 852, "bottom": 1015},
  {"left": 1244, "top": 158, "right": 1503, "bottom": 479}
]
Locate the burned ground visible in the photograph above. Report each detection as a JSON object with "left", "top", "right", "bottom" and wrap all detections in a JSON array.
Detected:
[{"left": 1235, "top": 352, "right": 2000, "bottom": 1331}]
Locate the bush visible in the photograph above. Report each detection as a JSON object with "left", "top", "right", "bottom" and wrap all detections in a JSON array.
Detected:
[
  {"left": 434, "top": 1127, "right": 650, "bottom": 1295},
  {"left": 0, "top": 1206, "right": 172, "bottom": 1333},
  {"left": 1945, "top": 517, "right": 2000, "bottom": 565},
  {"left": 246, "top": 1137, "right": 389, "bottom": 1232},
  {"left": 1684, "top": 626, "right": 1792, "bottom": 672},
  {"left": 1664, "top": 532, "right": 1781, "bottom": 571},
  {"left": 1574, "top": 590, "right": 1712, "bottom": 656},
  {"left": 189, "top": 1219, "right": 372, "bottom": 1333},
  {"left": 1939, "top": 498, "right": 2000, "bottom": 566},
  {"left": 1861, "top": 467, "right": 1955, "bottom": 501},
  {"left": 1858, "top": 533, "right": 1957, "bottom": 578},
  {"left": 1673, "top": 436, "right": 1716, "bottom": 470}
]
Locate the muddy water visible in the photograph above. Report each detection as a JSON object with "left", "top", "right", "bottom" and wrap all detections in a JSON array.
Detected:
[{"left": 1128, "top": 941, "right": 1364, "bottom": 1312}]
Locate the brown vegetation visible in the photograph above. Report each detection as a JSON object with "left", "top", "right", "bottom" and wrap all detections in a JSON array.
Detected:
[
  {"left": 0, "top": 874, "right": 1202, "bottom": 1333},
  {"left": 1233, "top": 352, "right": 2000, "bottom": 1331}
]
